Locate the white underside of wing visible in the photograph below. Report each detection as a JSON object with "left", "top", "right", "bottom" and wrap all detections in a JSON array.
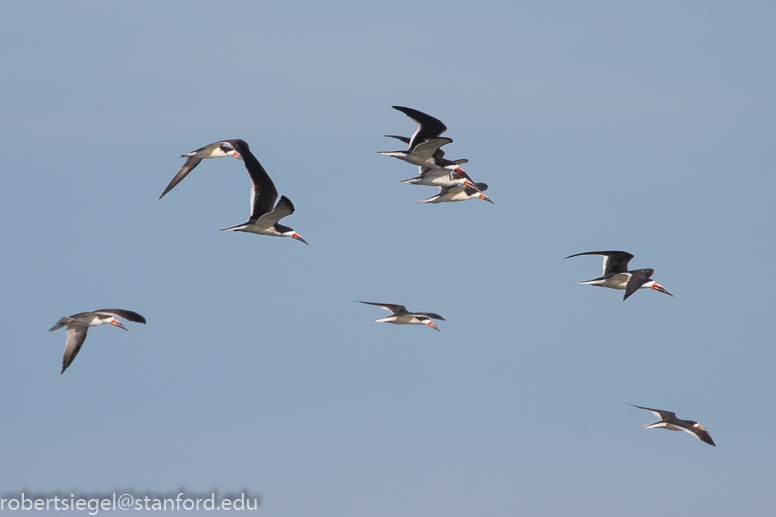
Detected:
[
  {"left": 241, "top": 210, "right": 287, "bottom": 234},
  {"left": 261, "top": 202, "right": 293, "bottom": 227},
  {"left": 383, "top": 315, "right": 423, "bottom": 325},
  {"left": 63, "top": 326, "right": 88, "bottom": 365},
  {"left": 409, "top": 125, "right": 421, "bottom": 148},
  {"left": 249, "top": 182, "right": 257, "bottom": 217},
  {"left": 677, "top": 426, "right": 704, "bottom": 440},
  {"left": 644, "top": 422, "right": 682, "bottom": 432},
  {"left": 373, "top": 316, "right": 397, "bottom": 323},
  {"left": 575, "top": 274, "right": 629, "bottom": 289}
]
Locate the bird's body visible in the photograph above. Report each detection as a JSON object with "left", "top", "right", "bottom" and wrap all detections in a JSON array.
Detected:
[
  {"left": 358, "top": 301, "right": 445, "bottom": 332},
  {"left": 379, "top": 136, "right": 459, "bottom": 171},
  {"left": 49, "top": 309, "right": 146, "bottom": 374},
  {"left": 378, "top": 107, "right": 467, "bottom": 173},
  {"left": 418, "top": 182, "right": 494, "bottom": 204},
  {"left": 217, "top": 139, "right": 308, "bottom": 244},
  {"left": 385, "top": 134, "right": 470, "bottom": 180},
  {"left": 159, "top": 140, "right": 242, "bottom": 199},
  {"left": 629, "top": 404, "right": 716, "bottom": 446},
  {"left": 565, "top": 251, "right": 672, "bottom": 300},
  {"left": 401, "top": 166, "right": 473, "bottom": 188}
]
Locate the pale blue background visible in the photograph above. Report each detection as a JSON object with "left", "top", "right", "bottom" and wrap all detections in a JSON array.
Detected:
[{"left": 1, "top": 1, "right": 775, "bottom": 515}]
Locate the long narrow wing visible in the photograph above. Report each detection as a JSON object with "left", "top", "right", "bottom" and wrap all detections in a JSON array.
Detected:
[
  {"left": 629, "top": 403, "right": 675, "bottom": 421},
  {"left": 565, "top": 251, "right": 634, "bottom": 276},
  {"left": 358, "top": 301, "right": 408, "bottom": 315},
  {"left": 392, "top": 106, "right": 448, "bottom": 149},
  {"left": 159, "top": 156, "right": 203, "bottom": 199},
  {"left": 253, "top": 196, "right": 296, "bottom": 229},
  {"left": 680, "top": 426, "right": 716, "bottom": 446},
  {"left": 159, "top": 141, "right": 236, "bottom": 199},
  {"left": 62, "top": 327, "right": 88, "bottom": 374},
  {"left": 406, "top": 137, "right": 454, "bottom": 162},
  {"left": 623, "top": 269, "right": 654, "bottom": 300},
  {"left": 413, "top": 312, "right": 446, "bottom": 321},
  {"left": 92, "top": 310, "right": 147, "bottom": 324},
  {"left": 232, "top": 140, "right": 278, "bottom": 222}
]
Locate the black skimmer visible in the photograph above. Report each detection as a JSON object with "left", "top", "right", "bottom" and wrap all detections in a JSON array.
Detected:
[
  {"left": 401, "top": 168, "right": 473, "bottom": 188},
  {"left": 395, "top": 142, "right": 473, "bottom": 187},
  {"left": 219, "top": 139, "right": 308, "bottom": 244},
  {"left": 159, "top": 140, "right": 242, "bottom": 199},
  {"left": 629, "top": 404, "right": 716, "bottom": 447},
  {"left": 565, "top": 251, "right": 673, "bottom": 301},
  {"left": 378, "top": 107, "right": 467, "bottom": 173},
  {"left": 385, "top": 134, "right": 470, "bottom": 184},
  {"left": 358, "top": 301, "right": 445, "bottom": 332},
  {"left": 49, "top": 309, "right": 146, "bottom": 374},
  {"left": 418, "top": 182, "right": 494, "bottom": 204}
]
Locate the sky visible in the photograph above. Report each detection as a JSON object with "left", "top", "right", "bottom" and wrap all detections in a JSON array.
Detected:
[{"left": 1, "top": 1, "right": 776, "bottom": 515}]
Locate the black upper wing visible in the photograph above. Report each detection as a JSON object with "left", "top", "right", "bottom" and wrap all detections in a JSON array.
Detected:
[
  {"left": 392, "top": 106, "right": 448, "bottom": 149},
  {"left": 358, "top": 301, "right": 408, "bottom": 315},
  {"left": 623, "top": 269, "right": 654, "bottom": 300},
  {"left": 693, "top": 428, "right": 716, "bottom": 447},
  {"left": 93, "top": 309, "right": 147, "bottom": 324},
  {"left": 230, "top": 140, "right": 279, "bottom": 222},
  {"left": 565, "top": 251, "right": 634, "bottom": 276},
  {"left": 629, "top": 403, "right": 676, "bottom": 421},
  {"left": 413, "top": 312, "right": 446, "bottom": 321}
]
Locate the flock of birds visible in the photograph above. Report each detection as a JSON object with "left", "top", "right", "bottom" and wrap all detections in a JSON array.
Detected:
[{"left": 49, "top": 106, "right": 714, "bottom": 447}]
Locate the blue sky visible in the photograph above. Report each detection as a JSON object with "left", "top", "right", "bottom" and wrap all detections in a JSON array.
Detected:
[{"left": 2, "top": 1, "right": 776, "bottom": 515}]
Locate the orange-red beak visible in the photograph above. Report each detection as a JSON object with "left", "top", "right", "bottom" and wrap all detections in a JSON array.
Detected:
[
  {"left": 651, "top": 283, "right": 673, "bottom": 297},
  {"left": 110, "top": 319, "right": 129, "bottom": 331}
]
